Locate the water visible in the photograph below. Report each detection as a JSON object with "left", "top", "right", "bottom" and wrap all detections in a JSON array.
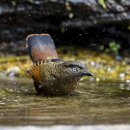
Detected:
[{"left": 0, "top": 78, "right": 130, "bottom": 129}]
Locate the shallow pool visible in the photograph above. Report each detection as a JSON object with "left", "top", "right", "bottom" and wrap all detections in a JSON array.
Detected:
[{"left": 0, "top": 78, "right": 130, "bottom": 129}]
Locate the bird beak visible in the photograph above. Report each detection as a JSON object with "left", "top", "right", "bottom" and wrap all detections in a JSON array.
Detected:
[{"left": 81, "top": 71, "right": 93, "bottom": 77}]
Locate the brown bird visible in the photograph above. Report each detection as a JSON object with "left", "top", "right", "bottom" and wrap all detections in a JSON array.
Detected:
[{"left": 26, "top": 34, "right": 92, "bottom": 96}]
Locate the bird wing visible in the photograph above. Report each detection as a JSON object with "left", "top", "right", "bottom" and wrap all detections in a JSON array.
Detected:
[
  {"left": 27, "top": 61, "right": 43, "bottom": 83},
  {"left": 26, "top": 34, "right": 58, "bottom": 62}
]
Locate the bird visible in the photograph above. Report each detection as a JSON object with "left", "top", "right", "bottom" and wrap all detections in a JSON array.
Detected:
[{"left": 26, "top": 34, "right": 92, "bottom": 96}]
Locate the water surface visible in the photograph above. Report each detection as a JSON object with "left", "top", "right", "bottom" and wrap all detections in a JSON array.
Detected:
[{"left": 0, "top": 78, "right": 130, "bottom": 126}]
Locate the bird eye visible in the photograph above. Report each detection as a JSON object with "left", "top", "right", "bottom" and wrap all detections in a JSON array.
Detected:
[{"left": 72, "top": 68, "right": 77, "bottom": 72}]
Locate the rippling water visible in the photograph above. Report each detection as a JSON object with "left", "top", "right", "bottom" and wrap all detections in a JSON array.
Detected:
[{"left": 0, "top": 78, "right": 130, "bottom": 129}]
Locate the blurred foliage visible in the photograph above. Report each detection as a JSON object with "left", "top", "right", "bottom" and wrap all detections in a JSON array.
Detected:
[
  {"left": 11, "top": 0, "right": 16, "bottom": 6},
  {"left": 128, "top": 25, "right": 130, "bottom": 30},
  {"left": 106, "top": 41, "right": 120, "bottom": 55},
  {"left": 98, "top": 0, "right": 106, "bottom": 9}
]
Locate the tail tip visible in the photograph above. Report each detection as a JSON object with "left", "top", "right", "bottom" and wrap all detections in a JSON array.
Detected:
[{"left": 26, "top": 33, "right": 50, "bottom": 41}]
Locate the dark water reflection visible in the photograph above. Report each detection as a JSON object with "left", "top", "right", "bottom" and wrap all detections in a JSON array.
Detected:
[{"left": 0, "top": 78, "right": 130, "bottom": 126}]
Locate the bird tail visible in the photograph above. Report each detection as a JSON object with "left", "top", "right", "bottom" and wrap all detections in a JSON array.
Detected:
[{"left": 26, "top": 34, "right": 58, "bottom": 63}]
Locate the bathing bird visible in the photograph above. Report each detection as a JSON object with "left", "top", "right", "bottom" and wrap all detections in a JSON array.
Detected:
[{"left": 26, "top": 34, "right": 92, "bottom": 95}]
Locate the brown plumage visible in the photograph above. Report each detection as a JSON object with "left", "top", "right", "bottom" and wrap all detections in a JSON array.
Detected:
[{"left": 26, "top": 34, "right": 92, "bottom": 95}]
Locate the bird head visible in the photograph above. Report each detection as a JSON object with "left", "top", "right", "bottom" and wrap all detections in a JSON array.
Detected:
[{"left": 62, "top": 61, "right": 93, "bottom": 80}]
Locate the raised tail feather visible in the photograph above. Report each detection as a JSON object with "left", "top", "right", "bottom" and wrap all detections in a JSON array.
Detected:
[{"left": 26, "top": 34, "right": 58, "bottom": 62}]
